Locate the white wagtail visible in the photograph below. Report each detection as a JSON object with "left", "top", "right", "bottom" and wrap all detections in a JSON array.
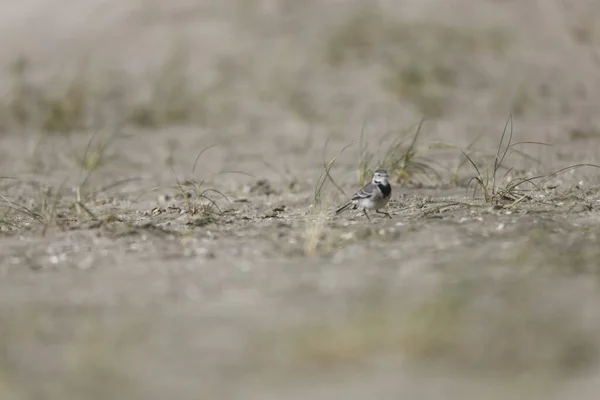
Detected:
[{"left": 335, "top": 169, "right": 392, "bottom": 220}]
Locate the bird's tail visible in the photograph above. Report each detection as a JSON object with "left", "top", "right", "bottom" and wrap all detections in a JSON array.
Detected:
[{"left": 335, "top": 202, "right": 352, "bottom": 215}]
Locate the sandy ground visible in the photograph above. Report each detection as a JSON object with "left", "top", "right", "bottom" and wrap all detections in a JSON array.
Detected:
[{"left": 3, "top": 1, "right": 600, "bottom": 399}]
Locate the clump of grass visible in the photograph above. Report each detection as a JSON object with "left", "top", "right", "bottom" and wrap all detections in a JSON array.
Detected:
[
  {"left": 0, "top": 180, "right": 69, "bottom": 234},
  {"left": 313, "top": 140, "right": 353, "bottom": 207},
  {"left": 127, "top": 43, "right": 196, "bottom": 128},
  {"left": 448, "top": 132, "right": 485, "bottom": 185},
  {"left": 259, "top": 157, "right": 300, "bottom": 192},
  {"left": 3, "top": 57, "right": 98, "bottom": 133},
  {"left": 171, "top": 146, "right": 231, "bottom": 217},
  {"left": 357, "top": 118, "right": 440, "bottom": 186},
  {"left": 73, "top": 130, "right": 120, "bottom": 174},
  {"left": 382, "top": 60, "right": 456, "bottom": 118},
  {"left": 41, "top": 73, "right": 89, "bottom": 133},
  {"left": 305, "top": 141, "right": 353, "bottom": 256},
  {"left": 323, "top": 6, "right": 511, "bottom": 117},
  {"left": 70, "top": 130, "right": 138, "bottom": 222},
  {"left": 324, "top": 6, "right": 385, "bottom": 68},
  {"left": 324, "top": 7, "right": 510, "bottom": 68},
  {"left": 0, "top": 44, "right": 204, "bottom": 133},
  {"left": 0, "top": 130, "right": 134, "bottom": 233},
  {"left": 139, "top": 145, "right": 245, "bottom": 220},
  {"left": 461, "top": 115, "right": 600, "bottom": 208},
  {"left": 461, "top": 114, "right": 549, "bottom": 205}
]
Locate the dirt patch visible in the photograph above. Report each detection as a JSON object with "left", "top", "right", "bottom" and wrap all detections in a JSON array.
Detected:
[{"left": 2, "top": 1, "right": 600, "bottom": 399}]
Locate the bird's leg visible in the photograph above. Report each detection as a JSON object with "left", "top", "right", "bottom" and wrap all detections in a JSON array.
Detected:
[
  {"left": 376, "top": 210, "right": 392, "bottom": 219},
  {"left": 362, "top": 209, "right": 371, "bottom": 220}
]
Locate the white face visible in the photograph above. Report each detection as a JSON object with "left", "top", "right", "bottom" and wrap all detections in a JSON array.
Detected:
[{"left": 372, "top": 170, "right": 389, "bottom": 184}]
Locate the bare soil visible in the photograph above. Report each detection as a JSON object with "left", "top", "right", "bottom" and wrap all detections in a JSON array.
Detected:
[{"left": 2, "top": 1, "right": 600, "bottom": 399}]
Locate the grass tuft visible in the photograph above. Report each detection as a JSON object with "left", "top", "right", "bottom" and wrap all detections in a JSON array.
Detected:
[
  {"left": 128, "top": 43, "right": 195, "bottom": 128},
  {"left": 357, "top": 118, "right": 440, "bottom": 186},
  {"left": 138, "top": 145, "right": 251, "bottom": 219},
  {"left": 5, "top": 57, "right": 93, "bottom": 133},
  {"left": 0, "top": 44, "right": 200, "bottom": 132},
  {"left": 0, "top": 130, "right": 134, "bottom": 233},
  {"left": 459, "top": 115, "right": 600, "bottom": 208},
  {"left": 461, "top": 114, "right": 551, "bottom": 206},
  {"left": 305, "top": 141, "right": 354, "bottom": 256},
  {"left": 313, "top": 140, "right": 353, "bottom": 207}
]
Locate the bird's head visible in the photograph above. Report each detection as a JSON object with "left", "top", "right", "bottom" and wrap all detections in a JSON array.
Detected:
[{"left": 372, "top": 169, "right": 389, "bottom": 185}]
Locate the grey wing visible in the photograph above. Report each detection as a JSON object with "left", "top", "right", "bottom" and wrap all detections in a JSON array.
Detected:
[{"left": 352, "top": 183, "right": 378, "bottom": 200}]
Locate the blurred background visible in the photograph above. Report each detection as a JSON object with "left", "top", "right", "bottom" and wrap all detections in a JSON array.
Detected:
[
  {"left": 2, "top": 0, "right": 600, "bottom": 138},
  {"left": 2, "top": 1, "right": 600, "bottom": 399}
]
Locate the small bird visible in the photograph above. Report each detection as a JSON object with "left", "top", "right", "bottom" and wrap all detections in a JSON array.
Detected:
[{"left": 335, "top": 169, "right": 392, "bottom": 220}]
